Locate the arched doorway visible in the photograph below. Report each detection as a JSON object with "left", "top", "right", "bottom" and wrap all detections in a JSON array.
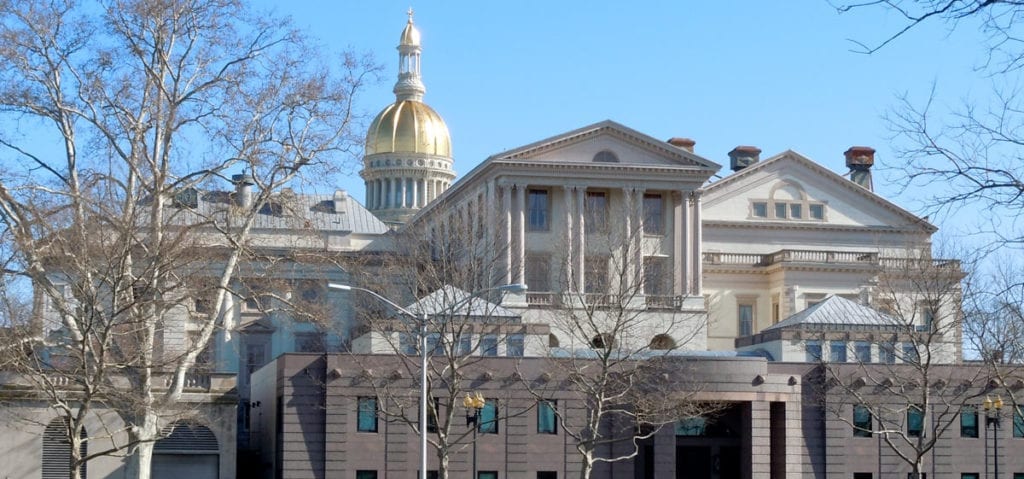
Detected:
[{"left": 151, "top": 421, "right": 220, "bottom": 479}]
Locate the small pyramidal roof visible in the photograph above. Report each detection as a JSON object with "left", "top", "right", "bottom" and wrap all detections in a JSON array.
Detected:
[
  {"left": 406, "top": 285, "right": 519, "bottom": 318},
  {"left": 763, "top": 295, "right": 899, "bottom": 332}
]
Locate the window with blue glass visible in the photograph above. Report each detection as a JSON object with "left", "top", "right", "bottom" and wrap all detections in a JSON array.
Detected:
[
  {"left": 855, "top": 341, "right": 871, "bottom": 363},
  {"left": 908, "top": 405, "right": 924, "bottom": 437},
  {"left": 479, "top": 399, "right": 498, "bottom": 434},
  {"left": 478, "top": 472, "right": 498, "bottom": 479},
  {"left": 357, "top": 397, "right": 377, "bottom": 432},
  {"left": 853, "top": 405, "right": 872, "bottom": 437},
  {"left": 675, "top": 417, "right": 706, "bottom": 436},
  {"left": 1014, "top": 406, "right": 1024, "bottom": 438},
  {"left": 805, "top": 341, "right": 822, "bottom": 362},
  {"left": 356, "top": 471, "right": 377, "bottom": 479},
  {"left": 507, "top": 334, "right": 524, "bottom": 357},
  {"left": 830, "top": 341, "right": 847, "bottom": 362},
  {"left": 961, "top": 405, "right": 978, "bottom": 438},
  {"left": 481, "top": 334, "right": 498, "bottom": 356},
  {"left": 527, "top": 189, "right": 550, "bottom": 231},
  {"left": 538, "top": 400, "right": 557, "bottom": 434},
  {"left": 459, "top": 334, "right": 473, "bottom": 356}
]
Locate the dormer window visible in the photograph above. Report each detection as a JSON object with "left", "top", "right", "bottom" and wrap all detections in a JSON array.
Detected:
[{"left": 592, "top": 150, "right": 619, "bottom": 163}]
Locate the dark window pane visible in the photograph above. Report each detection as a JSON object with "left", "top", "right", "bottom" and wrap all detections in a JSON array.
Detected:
[
  {"left": 853, "top": 405, "right": 872, "bottom": 437},
  {"left": 538, "top": 400, "right": 557, "bottom": 434},
  {"left": 527, "top": 189, "right": 549, "bottom": 231},
  {"left": 357, "top": 397, "right": 378, "bottom": 432},
  {"left": 479, "top": 400, "right": 498, "bottom": 434},
  {"left": 961, "top": 405, "right": 978, "bottom": 438},
  {"left": 908, "top": 405, "right": 924, "bottom": 437}
]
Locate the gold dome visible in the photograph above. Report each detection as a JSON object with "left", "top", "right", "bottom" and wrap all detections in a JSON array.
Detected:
[{"left": 365, "top": 100, "right": 451, "bottom": 157}]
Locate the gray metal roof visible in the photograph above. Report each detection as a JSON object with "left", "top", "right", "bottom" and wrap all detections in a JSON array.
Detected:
[
  {"left": 762, "top": 295, "right": 899, "bottom": 332},
  {"left": 406, "top": 285, "right": 520, "bottom": 318},
  {"left": 166, "top": 188, "right": 388, "bottom": 236}
]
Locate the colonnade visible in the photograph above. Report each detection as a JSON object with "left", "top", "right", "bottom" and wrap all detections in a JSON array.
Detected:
[{"left": 364, "top": 176, "right": 451, "bottom": 210}]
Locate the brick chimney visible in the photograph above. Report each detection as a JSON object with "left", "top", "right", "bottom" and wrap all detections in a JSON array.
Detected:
[
  {"left": 668, "top": 137, "right": 696, "bottom": 153},
  {"left": 844, "top": 146, "right": 875, "bottom": 191},
  {"left": 728, "top": 146, "right": 761, "bottom": 172}
]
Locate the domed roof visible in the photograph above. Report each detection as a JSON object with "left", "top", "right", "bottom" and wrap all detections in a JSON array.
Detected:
[
  {"left": 365, "top": 100, "right": 451, "bottom": 157},
  {"left": 399, "top": 17, "right": 420, "bottom": 46}
]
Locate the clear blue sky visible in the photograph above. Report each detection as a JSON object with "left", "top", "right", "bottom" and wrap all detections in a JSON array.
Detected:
[{"left": 259, "top": 1, "right": 992, "bottom": 237}]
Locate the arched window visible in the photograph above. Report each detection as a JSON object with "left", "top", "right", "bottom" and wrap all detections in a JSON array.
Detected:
[
  {"left": 590, "top": 333, "right": 616, "bottom": 349},
  {"left": 548, "top": 333, "right": 560, "bottom": 348},
  {"left": 592, "top": 150, "right": 619, "bottom": 163},
  {"left": 649, "top": 334, "right": 676, "bottom": 350},
  {"left": 42, "top": 417, "right": 87, "bottom": 479},
  {"left": 152, "top": 421, "right": 220, "bottom": 479}
]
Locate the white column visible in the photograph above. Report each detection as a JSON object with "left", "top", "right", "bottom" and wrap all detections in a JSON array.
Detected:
[
  {"left": 691, "top": 191, "right": 703, "bottom": 295},
  {"left": 562, "top": 185, "right": 574, "bottom": 293},
  {"left": 622, "top": 188, "right": 634, "bottom": 292},
  {"left": 515, "top": 184, "right": 526, "bottom": 284},
  {"left": 412, "top": 178, "right": 419, "bottom": 208},
  {"left": 400, "top": 178, "right": 408, "bottom": 208},
  {"left": 633, "top": 188, "right": 645, "bottom": 293},
  {"left": 391, "top": 178, "right": 398, "bottom": 209},
  {"left": 673, "top": 191, "right": 686, "bottom": 296},
  {"left": 575, "top": 187, "right": 586, "bottom": 291},
  {"left": 503, "top": 183, "right": 513, "bottom": 285},
  {"left": 419, "top": 179, "right": 427, "bottom": 206}
]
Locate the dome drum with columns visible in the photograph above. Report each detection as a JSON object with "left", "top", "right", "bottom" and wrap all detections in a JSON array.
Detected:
[{"left": 362, "top": 11, "right": 455, "bottom": 226}]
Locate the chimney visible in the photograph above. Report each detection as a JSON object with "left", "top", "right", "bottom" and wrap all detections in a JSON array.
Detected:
[
  {"left": 333, "top": 189, "right": 348, "bottom": 213},
  {"left": 844, "top": 146, "right": 875, "bottom": 191},
  {"left": 667, "top": 137, "right": 696, "bottom": 153},
  {"left": 728, "top": 146, "right": 761, "bottom": 172},
  {"left": 231, "top": 173, "right": 254, "bottom": 208}
]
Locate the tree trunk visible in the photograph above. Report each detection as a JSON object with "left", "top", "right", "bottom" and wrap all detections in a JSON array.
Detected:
[
  {"left": 578, "top": 450, "right": 594, "bottom": 479},
  {"left": 126, "top": 412, "right": 159, "bottom": 479}
]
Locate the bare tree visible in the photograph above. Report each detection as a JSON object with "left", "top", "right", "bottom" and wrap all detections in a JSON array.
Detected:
[
  {"left": 820, "top": 247, "right": 973, "bottom": 477},
  {"left": 834, "top": 0, "right": 1024, "bottom": 73},
  {"left": 0, "top": 0, "right": 377, "bottom": 477},
  {"left": 520, "top": 215, "right": 714, "bottom": 479},
  {"left": 344, "top": 214, "right": 526, "bottom": 479}
]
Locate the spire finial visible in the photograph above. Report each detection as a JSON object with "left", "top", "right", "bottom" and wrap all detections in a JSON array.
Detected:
[{"left": 407, "top": 7, "right": 414, "bottom": 23}]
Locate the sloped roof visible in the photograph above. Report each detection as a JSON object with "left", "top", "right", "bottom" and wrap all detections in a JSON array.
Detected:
[
  {"left": 165, "top": 188, "right": 388, "bottom": 236},
  {"left": 702, "top": 150, "right": 936, "bottom": 233},
  {"left": 406, "top": 285, "right": 520, "bottom": 318},
  {"left": 762, "top": 295, "right": 899, "bottom": 332}
]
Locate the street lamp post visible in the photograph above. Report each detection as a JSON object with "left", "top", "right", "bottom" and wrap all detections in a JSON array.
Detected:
[
  {"left": 328, "top": 282, "right": 526, "bottom": 479},
  {"left": 463, "top": 391, "right": 487, "bottom": 479},
  {"left": 984, "top": 395, "right": 1004, "bottom": 479}
]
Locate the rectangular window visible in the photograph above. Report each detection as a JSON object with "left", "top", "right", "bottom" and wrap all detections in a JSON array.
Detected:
[
  {"left": 675, "top": 417, "right": 707, "bottom": 436},
  {"left": 855, "top": 341, "right": 871, "bottom": 363},
  {"left": 830, "top": 341, "right": 847, "bottom": 362},
  {"left": 459, "top": 334, "right": 473, "bottom": 356},
  {"left": 774, "top": 202, "right": 787, "bottom": 219},
  {"left": 809, "top": 203, "right": 825, "bottom": 220},
  {"left": 356, "top": 471, "right": 378, "bottom": 479},
  {"left": 752, "top": 201, "right": 768, "bottom": 218},
  {"left": 962, "top": 474, "right": 979, "bottom": 479},
  {"left": 481, "top": 334, "right": 498, "bottom": 356},
  {"left": 584, "top": 256, "right": 609, "bottom": 294},
  {"left": 907, "top": 405, "right": 924, "bottom": 437},
  {"left": 771, "top": 298, "right": 780, "bottom": 324},
  {"left": 357, "top": 397, "right": 378, "bottom": 432},
  {"left": 507, "top": 334, "right": 524, "bottom": 357},
  {"left": 426, "top": 398, "right": 440, "bottom": 433},
  {"left": 525, "top": 254, "right": 551, "bottom": 293},
  {"left": 585, "top": 191, "right": 608, "bottom": 233},
  {"left": 853, "top": 405, "right": 872, "bottom": 437},
  {"left": 1015, "top": 407, "right": 1024, "bottom": 438},
  {"left": 1014, "top": 474, "right": 1024, "bottom": 479},
  {"left": 527, "top": 189, "right": 550, "bottom": 231},
  {"left": 908, "top": 475, "right": 926, "bottom": 479},
  {"left": 479, "top": 400, "right": 498, "bottom": 434},
  {"left": 854, "top": 474, "right": 873, "bottom": 479},
  {"left": 903, "top": 343, "right": 919, "bottom": 364},
  {"left": 738, "top": 303, "right": 754, "bottom": 336},
  {"left": 426, "top": 333, "right": 443, "bottom": 356},
  {"left": 537, "top": 473, "right": 557, "bottom": 479},
  {"left": 806, "top": 340, "right": 822, "bottom": 362},
  {"left": 789, "top": 203, "right": 803, "bottom": 219},
  {"left": 643, "top": 194, "right": 664, "bottom": 235},
  {"left": 538, "top": 400, "right": 557, "bottom": 434},
  {"left": 478, "top": 472, "right": 498, "bottom": 479},
  {"left": 643, "top": 257, "right": 669, "bottom": 296},
  {"left": 294, "top": 332, "right": 325, "bottom": 353},
  {"left": 880, "top": 342, "right": 896, "bottom": 364},
  {"left": 961, "top": 405, "right": 978, "bottom": 438}
]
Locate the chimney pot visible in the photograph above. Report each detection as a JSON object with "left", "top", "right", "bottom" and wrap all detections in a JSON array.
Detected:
[
  {"left": 232, "top": 173, "right": 255, "bottom": 208},
  {"left": 728, "top": 145, "right": 761, "bottom": 172},
  {"left": 844, "top": 146, "right": 875, "bottom": 191},
  {"left": 667, "top": 137, "right": 696, "bottom": 153}
]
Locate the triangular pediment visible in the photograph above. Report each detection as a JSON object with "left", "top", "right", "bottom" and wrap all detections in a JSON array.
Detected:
[
  {"left": 239, "top": 316, "right": 277, "bottom": 333},
  {"left": 702, "top": 150, "right": 934, "bottom": 232},
  {"left": 489, "top": 120, "right": 720, "bottom": 172}
]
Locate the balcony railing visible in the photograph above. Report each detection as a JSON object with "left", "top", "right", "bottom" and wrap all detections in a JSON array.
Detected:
[{"left": 703, "top": 249, "right": 959, "bottom": 270}]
